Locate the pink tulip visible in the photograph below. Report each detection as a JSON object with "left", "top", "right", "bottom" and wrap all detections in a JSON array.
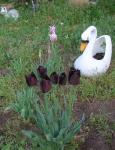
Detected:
[
  {"left": 49, "top": 33, "right": 57, "bottom": 42},
  {"left": 49, "top": 25, "right": 56, "bottom": 34},
  {"left": 49, "top": 25, "right": 57, "bottom": 42}
]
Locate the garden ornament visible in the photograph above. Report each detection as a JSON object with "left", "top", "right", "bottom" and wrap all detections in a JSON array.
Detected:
[
  {"left": 0, "top": 6, "right": 19, "bottom": 20},
  {"left": 74, "top": 26, "right": 112, "bottom": 77}
]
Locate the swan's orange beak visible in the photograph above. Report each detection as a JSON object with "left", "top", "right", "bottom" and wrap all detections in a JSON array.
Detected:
[{"left": 80, "top": 41, "right": 89, "bottom": 52}]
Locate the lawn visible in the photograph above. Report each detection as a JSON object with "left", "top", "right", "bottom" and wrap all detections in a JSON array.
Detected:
[{"left": 0, "top": 0, "right": 115, "bottom": 149}]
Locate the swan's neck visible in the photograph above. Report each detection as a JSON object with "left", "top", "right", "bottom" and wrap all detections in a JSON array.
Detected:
[{"left": 83, "top": 30, "right": 97, "bottom": 57}]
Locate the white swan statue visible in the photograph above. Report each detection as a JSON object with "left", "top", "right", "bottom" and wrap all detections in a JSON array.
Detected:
[
  {"left": 0, "top": 6, "right": 19, "bottom": 20},
  {"left": 74, "top": 26, "right": 112, "bottom": 77}
]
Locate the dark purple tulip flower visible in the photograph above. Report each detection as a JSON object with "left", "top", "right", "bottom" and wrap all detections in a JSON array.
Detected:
[
  {"left": 59, "top": 72, "right": 67, "bottom": 85},
  {"left": 40, "top": 79, "right": 52, "bottom": 93},
  {"left": 68, "top": 67, "right": 76, "bottom": 82},
  {"left": 68, "top": 67, "right": 80, "bottom": 85},
  {"left": 25, "top": 72, "right": 38, "bottom": 86},
  {"left": 50, "top": 72, "right": 59, "bottom": 84},
  {"left": 41, "top": 74, "right": 50, "bottom": 80},
  {"left": 37, "top": 65, "right": 47, "bottom": 77}
]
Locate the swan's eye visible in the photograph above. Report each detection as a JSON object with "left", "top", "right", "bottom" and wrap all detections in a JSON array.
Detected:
[{"left": 80, "top": 40, "right": 89, "bottom": 52}]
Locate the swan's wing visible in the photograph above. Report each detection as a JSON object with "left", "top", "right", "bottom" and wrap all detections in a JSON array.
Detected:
[{"left": 92, "top": 36, "right": 106, "bottom": 56}]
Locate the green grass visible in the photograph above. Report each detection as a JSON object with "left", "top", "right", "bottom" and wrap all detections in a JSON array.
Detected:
[
  {"left": 0, "top": 0, "right": 115, "bottom": 148},
  {"left": 0, "top": 0, "right": 115, "bottom": 103},
  {"left": 89, "top": 114, "right": 114, "bottom": 146}
]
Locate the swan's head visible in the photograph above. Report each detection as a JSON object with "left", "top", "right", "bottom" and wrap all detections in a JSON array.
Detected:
[
  {"left": 80, "top": 26, "right": 97, "bottom": 52},
  {"left": 0, "top": 7, "right": 7, "bottom": 14}
]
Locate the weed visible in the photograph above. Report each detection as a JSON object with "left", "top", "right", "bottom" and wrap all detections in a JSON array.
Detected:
[
  {"left": 89, "top": 114, "right": 114, "bottom": 146},
  {"left": 89, "top": 114, "right": 109, "bottom": 131}
]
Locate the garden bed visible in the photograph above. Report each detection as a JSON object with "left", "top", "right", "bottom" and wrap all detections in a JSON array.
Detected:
[
  {"left": 0, "top": 0, "right": 115, "bottom": 149},
  {"left": 0, "top": 99, "right": 115, "bottom": 149}
]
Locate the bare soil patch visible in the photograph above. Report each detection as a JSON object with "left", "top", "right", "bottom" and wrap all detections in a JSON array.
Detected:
[
  {"left": 0, "top": 100, "right": 114, "bottom": 149},
  {"left": 0, "top": 111, "right": 14, "bottom": 128},
  {"left": 0, "top": 68, "right": 10, "bottom": 76},
  {"left": 74, "top": 100, "right": 115, "bottom": 122},
  {"left": 74, "top": 100, "right": 115, "bottom": 150}
]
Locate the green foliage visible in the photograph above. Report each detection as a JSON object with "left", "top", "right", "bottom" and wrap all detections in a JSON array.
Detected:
[
  {"left": 22, "top": 130, "right": 60, "bottom": 150},
  {"left": 10, "top": 86, "right": 84, "bottom": 150},
  {"left": 34, "top": 90, "right": 83, "bottom": 144},
  {"left": 0, "top": 75, "right": 16, "bottom": 101},
  {"left": 0, "top": 0, "right": 115, "bottom": 103},
  {"left": 8, "top": 88, "right": 38, "bottom": 121},
  {"left": 89, "top": 114, "right": 109, "bottom": 131},
  {"left": 0, "top": 0, "right": 115, "bottom": 148},
  {"left": 45, "top": 44, "right": 64, "bottom": 74},
  {"left": 111, "top": 122, "right": 115, "bottom": 131},
  {"left": 89, "top": 114, "right": 114, "bottom": 145},
  {"left": 98, "top": 0, "right": 115, "bottom": 15},
  {"left": 77, "top": 73, "right": 115, "bottom": 101},
  {"left": 1, "top": 140, "right": 27, "bottom": 150}
]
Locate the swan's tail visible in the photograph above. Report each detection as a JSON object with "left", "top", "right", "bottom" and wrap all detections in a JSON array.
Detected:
[{"left": 103, "top": 35, "right": 112, "bottom": 67}]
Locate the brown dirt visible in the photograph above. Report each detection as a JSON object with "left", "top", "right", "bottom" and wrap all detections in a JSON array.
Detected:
[
  {"left": 74, "top": 100, "right": 115, "bottom": 150},
  {"left": 0, "top": 68, "right": 10, "bottom": 76},
  {"left": 0, "top": 111, "right": 40, "bottom": 136},
  {"left": 78, "top": 128, "right": 115, "bottom": 150},
  {"left": 80, "top": 130, "right": 110, "bottom": 150},
  {"left": 0, "top": 111, "right": 14, "bottom": 128},
  {"left": 74, "top": 100, "right": 115, "bottom": 122},
  {"left": 111, "top": 132, "right": 115, "bottom": 150},
  {"left": 0, "top": 100, "right": 115, "bottom": 149}
]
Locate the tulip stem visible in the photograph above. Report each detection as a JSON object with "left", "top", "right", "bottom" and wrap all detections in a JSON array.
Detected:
[{"left": 48, "top": 41, "right": 52, "bottom": 59}]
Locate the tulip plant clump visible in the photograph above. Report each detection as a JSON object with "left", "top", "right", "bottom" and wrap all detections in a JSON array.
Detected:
[
  {"left": 8, "top": 25, "right": 83, "bottom": 150},
  {"left": 25, "top": 25, "right": 81, "bottom": 93},
  {"left": 22, "top": 94, "right": 84, "bottom": 150},
  {"left": 9, "top": 86, "right": 84, "bottom": 150}
]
